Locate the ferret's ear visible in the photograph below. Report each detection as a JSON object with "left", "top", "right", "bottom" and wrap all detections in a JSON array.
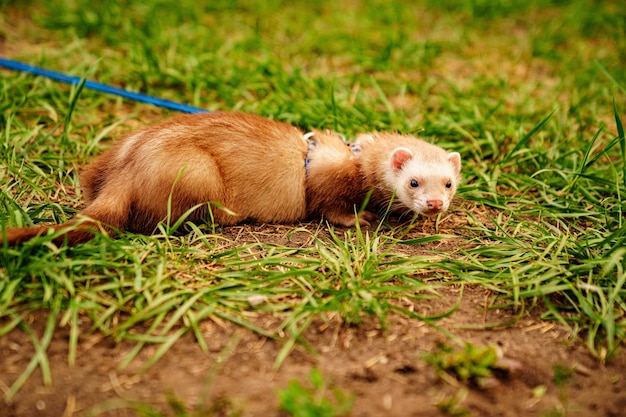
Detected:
[
  {"left": 448, "top": 152, "right": 461, "bottom": 175},
  {"left": 390, "top": 147, "right": 414, "bottom": 171}
]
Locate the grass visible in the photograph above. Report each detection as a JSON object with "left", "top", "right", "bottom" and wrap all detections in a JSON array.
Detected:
[{"left": 0, "top": 0, "right": 625, "bottom": 409}]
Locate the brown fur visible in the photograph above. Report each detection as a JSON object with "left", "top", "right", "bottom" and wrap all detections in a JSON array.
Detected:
[
  {"left": 303, "top": 131, "right": 375, "bottom": 226},
  {"left": 1, "top": 112, "right": 367, "bottom": 245}
]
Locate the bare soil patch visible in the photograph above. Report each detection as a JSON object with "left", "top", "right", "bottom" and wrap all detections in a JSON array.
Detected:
[{"left": 1, "top": 283, "right": 625, "bottom": 417}]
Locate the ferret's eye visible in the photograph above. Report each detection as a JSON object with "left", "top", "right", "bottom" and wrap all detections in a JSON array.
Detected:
[
  {"left": 410, "top": 179, "right": 419, "bottom": 188},
  {"left": 446, "top": 181, "right": 452, "bottom": 189}
]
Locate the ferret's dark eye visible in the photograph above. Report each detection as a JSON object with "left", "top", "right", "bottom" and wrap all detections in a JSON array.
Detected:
[
  {"left": 410, "top": 179, "right": 419, "bottom": 188},
  {"left": 446, "top": 181, "right": 452, "bottom": 189}
]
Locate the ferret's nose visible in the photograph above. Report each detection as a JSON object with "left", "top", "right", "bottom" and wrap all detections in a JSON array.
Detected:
[{"left": 427, "top": 200, "right": 443, "bottom": 211}]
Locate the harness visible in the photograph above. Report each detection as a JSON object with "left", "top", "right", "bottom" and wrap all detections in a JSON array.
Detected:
[{"left": 303, "top": 132, "right": 316, "bottom": 172}]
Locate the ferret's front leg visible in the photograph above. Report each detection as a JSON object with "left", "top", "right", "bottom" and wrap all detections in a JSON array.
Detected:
[{"left": 322, "top": 208, "right": 377, "bottom": 228}]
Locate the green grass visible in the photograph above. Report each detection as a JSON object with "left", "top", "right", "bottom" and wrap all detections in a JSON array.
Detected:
[{"left": 1, "top": 0, "right": 625, "bottom": 407}]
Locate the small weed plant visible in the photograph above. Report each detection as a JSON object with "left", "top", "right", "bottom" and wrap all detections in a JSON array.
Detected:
[
  {"left": 425, "top": 342, "right": 505, "bottom": 388},
  {"left": 278, "top": 368, "right": 354, "bottom": 417}
]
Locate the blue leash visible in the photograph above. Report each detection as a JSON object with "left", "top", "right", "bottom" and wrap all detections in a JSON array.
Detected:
[{"left": 0, "top": 57, "right": 208, "bottom": 114}]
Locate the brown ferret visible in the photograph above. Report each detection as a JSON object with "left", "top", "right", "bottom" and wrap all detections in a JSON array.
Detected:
[{"left": 1, "top": 112, "right": 461, "bottom": 246}]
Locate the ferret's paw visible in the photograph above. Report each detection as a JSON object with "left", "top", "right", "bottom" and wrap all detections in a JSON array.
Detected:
[
  {"left": 324, "top": 211, "right": 359, "bottom": 227},
  {"left": 358, "top": 210, "right": 377, "bottom": 225},
  {"left": 325, "top": 210, "right": 378, "bottom": 228}
]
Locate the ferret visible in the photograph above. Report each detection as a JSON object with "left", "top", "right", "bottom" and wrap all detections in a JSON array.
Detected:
[{"left": 0, "top": 112, "right": 461, "bottom": 246}]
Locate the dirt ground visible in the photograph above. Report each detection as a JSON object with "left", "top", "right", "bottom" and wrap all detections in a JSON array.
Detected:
[
  {"left": 1, "top": 285, "right": 625, "bottom": 417},
  {"left": 1, "top": 212, "right": 625, "bottom": 417}
]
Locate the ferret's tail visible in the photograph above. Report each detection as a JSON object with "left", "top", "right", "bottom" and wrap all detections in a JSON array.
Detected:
[
  {"left": 0, "top": 218, "right": 110, "bottom": 246},
  {"left": 1, "top": 187, "right": 132, "bottom": 247}
]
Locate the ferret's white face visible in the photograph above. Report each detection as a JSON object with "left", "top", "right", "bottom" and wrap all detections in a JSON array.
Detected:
[{"left": 385, "top": 147, "right": 461, "bottom": 217}]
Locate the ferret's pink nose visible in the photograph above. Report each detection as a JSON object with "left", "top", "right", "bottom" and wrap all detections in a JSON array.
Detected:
[{"left": 427, "top": 200, "right": 443, "bottom": 211}]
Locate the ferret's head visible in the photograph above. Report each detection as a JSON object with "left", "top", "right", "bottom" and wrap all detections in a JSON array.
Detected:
[{"left": 385, "top": 146, "right": 461, "bottom": 217}]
